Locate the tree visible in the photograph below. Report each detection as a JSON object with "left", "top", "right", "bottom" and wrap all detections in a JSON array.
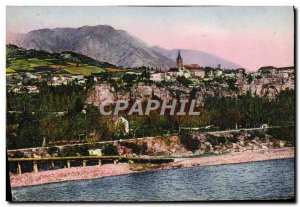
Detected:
[
  {"left": 10, "top": 112, "right": 42, "bottom": 149},
  {"left": 176, "top": 76, "right": 192, "bottom": 87},
  {"left": 74, "top": 98, "right": 84, "bottom": 112}
]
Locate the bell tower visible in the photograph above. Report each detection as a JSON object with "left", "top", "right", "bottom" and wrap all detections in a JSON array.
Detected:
[{"left": 176, "top": 50, "right": 183, "bottom": 68}]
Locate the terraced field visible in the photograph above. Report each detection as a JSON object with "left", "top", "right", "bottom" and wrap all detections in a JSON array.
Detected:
[
  {"left": 7, "top": 58, "right": 106, "bottom": 75},
  {"left": 6, "top": 45, "right": 123, "bottom": 76},
  {"left": 63, "top": 65, "right": 105, "bottom": 76}
]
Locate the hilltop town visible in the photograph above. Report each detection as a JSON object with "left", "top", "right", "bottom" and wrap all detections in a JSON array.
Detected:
[
  {"left": 7, "top": 46, "right": 294, "bottom": 101},
  {"left": 5, "top": 28, "right": 295, "bottom": 203},
  {"left": 6, "top": 45, "right": 295, "bottom": 152}
]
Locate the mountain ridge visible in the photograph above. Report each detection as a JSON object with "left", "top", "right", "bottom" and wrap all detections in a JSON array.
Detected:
[
  {"left": 151, "top": 46, "right": 242, "bottom": 69},
  {"left": 8, "top": 25, "right": 175, "bottom": 69},
  {"left": 7, "top": 25, "right": 241, "bottom": 69}
]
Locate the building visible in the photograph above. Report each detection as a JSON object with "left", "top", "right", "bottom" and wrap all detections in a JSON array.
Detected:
[
  {"left": 236, "top": 68, "right": 246, "bottom": 74},
  {"left": 71, "top": 74, "right": 84, "bottom": 80},
  {"left": 25, "top": 72, "right": 38, "bottom": 79},
  {"left": 26, "top": 85, "right": 39, "bottom": 93},
  {"left": 184, "top": 64, "right": 205, "bottom": 78},
  {"left": 258, "top": 66, "right": 277, "bottom": 75},
  {"left": 168, "top": 68, "right": 180, "bottom": 77},
  {"left": 214, "top": 69, "right": 223, "bottom": 77},
  {"left": 258, "top": 66, "right": 294, "bottom": 78},
  {"left": 176, "top": 50, "right": 183, "bottom": 68},
  {"left": 236, "top": 68, "right": 246, "bottom": 78},
  {"left": 182, "top": 70, "right": 191, "bottom": 79},
  {"left": 113, "top": 116, "right": 129, "bottom": 133},
  {"left": 191, "top": 68, "right": 205, "bottom": 78},
  {"left": 150, "top": 72, "right": 164, "bottom": 82},
  {"left": 276, "top": 66, "right": 294, "bottom": 75}
]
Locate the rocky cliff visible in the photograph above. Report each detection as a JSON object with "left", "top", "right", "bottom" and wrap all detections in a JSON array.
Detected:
[{"left": 85, "top": 76, "right": 294, "bottom": 108}]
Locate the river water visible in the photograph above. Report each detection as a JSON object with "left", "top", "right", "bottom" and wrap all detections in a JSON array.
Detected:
[{"left": 12, "top": 158, "right": 294, "bottom": 201}]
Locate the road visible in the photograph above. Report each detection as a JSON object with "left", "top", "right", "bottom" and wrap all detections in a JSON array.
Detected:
[{"left": 7, "top": 125, "right": 292, "bottom": 152}]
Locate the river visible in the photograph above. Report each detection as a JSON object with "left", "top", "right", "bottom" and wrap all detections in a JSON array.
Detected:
[{"left": 12, "top": 158, "right": 294, "bottom": 201}]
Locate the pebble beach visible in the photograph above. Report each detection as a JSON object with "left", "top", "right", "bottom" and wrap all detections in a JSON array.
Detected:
[{"left": 9, "top": 147, "right": 294, "bottom": 188}]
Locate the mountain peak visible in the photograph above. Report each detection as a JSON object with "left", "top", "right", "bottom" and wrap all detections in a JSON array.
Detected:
[{"left": 7, "top": 25, "right": 175, "bottom": 68}]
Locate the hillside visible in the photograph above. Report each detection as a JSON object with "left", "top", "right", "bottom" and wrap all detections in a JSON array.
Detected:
[
  {"left": 8, "top": 25, "right": 175, "bottom": 69},
  {"left": 6, "top": 44, "right": 121, "bottom": 76}
]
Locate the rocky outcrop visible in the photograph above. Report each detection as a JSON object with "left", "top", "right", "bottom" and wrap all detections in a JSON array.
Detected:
[{"left": 86, "top": 77, "right": 294, "bottom": 108}]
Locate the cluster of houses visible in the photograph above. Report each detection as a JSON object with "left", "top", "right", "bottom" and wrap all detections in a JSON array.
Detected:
[
  {"left": 258, "top": 66, "right": 294, "bottom": 78},
  {"left": 6, "top": 50, "right": 294, "bottom": 94},
  {"left": 49, "top": 74, "right": 85, "bottom": 86},
  {"left": 147, "top": 51, "right": 234, "bottom": 82},
  {"left": 6, "top": 72, "right": 87, "bottom": 93},
  {"left": 147, "top": 51, "right": 294, "bottom": 85}
]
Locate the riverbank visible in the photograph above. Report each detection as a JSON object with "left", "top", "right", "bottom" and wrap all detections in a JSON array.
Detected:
[{"left": 9, "top": 147, "right": 294, "bottom": 188}]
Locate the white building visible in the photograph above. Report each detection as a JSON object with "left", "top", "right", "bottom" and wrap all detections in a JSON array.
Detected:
[
  {"left": 150, "top": 72, "right": 164, "bottom": 82},
  {"left": 114, "top": 116, "right": 129, "bottom": 133},
  {"left": 190, "top": 68, "right": 205, "bottom": 78}
]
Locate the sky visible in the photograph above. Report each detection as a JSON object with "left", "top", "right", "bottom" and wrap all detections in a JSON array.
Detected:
[{"left": 6, "top": 6, "right": 294, "bottom": 70}]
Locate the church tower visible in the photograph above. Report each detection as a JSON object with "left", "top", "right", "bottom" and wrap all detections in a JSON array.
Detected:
[{"left": 176, "top": 50, "right": 183, "bottom": 68}]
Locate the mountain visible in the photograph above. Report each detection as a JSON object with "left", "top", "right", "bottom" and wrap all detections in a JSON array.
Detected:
[
  {"left": 7, "top": 25, "right": 175, "bottom": 69},
  {"left": 152, "top": 46, "right": 242, "bottom": 69}
]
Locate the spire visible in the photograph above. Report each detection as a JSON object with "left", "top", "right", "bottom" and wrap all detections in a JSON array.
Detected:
[
  {"left": 176, "top": 50, "right": 183, "bottom": 68},
  {"left": 177, "top": 50, "right": 182, "bottom": 59}
]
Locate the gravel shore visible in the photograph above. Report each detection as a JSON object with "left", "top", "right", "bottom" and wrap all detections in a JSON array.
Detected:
[{"left": 10, "top": 147, "right": 294, "bottom": 188}]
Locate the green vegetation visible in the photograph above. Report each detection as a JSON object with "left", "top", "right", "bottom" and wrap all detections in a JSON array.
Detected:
[
  {"left": 8, "top": 58, "right": 53, "bottom": 71},
  {"left": 6, "top": 68, "right": 16, "bottom": 73},
  {"left": 203, "top": 90, "right": 295, "bottom": 129},
  {"left": 179, "top": 131, "right": 200, "bottom": 151},
  {"left": 6, "top": 85, "right": 295, "bottom": 150},
  {"left": 5, "top": 45, "right": 295, "bottom": 152},
  {"left": 176, "top": 76, "right": 192, "bottom": 87},
  {"left": 268, "top": 126, "right": 295, "bottom": 145},
  {"left": 102, "top": 144, "right": 118, "bottom": 155},
  {"left": 6, "top": 44, "right": 121, "bottom": 75},
  {"left": 63, "top": 65, "right": 105, "bottom": 76}
]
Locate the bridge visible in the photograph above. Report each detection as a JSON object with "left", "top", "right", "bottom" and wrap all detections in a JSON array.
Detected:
[{"left": 8, "top": 155, "right": 174, "bottom": 175}]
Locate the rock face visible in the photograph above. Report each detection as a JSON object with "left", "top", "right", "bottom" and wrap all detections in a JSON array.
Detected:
[
  {"left": 86, "top": 83, "right": 175, "bottom": 107},
  {"left": 86, "top": 78, "right": 294, "bottom": 108},
  {"left": 8, "top": 25, "right": 175, "bottom": 68},
  {"left": 239, "top": 78, "right": 295, "bottom": 98}
]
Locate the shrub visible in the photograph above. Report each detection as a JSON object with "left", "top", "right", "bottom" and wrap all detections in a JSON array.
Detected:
[
  {"left": 102, "top": 144, "right": 119, "bottom": 155},
  {"left": 12, "top": 151, "right": 25, "bottom": 158},
  {"left": 179, "top": 131, "right": 200, "bottom": 152},
  {"left": 47, "top": 147, "right": 59, "bottom": 156},
  {"left": 267, "top": 126, "right": 295, "bottom": 146},
  {"left": 58, "top": 146, "right": 77, "bottom": 157},
  {"left": 74, "top": 145, "right": 89, "bottom": 156},
  {"left": 120, "top": 142, "right": 148, "bottom": 155}
]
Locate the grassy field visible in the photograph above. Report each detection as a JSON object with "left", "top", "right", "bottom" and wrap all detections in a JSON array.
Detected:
[
  {"left": 6, "top": 45, "right": 122, "bottom": 76},
  {"left": 63, "top": 65, "right": 105, "bottom": 76},
  {"left": 6, "top": 68, "right": 16, "bottom": 73},
  {"left": 8, "top": 58, "right": 53, "bottom": 71},
  {"left": 7, "top": 58, "right": 106, "bottom": 76}
]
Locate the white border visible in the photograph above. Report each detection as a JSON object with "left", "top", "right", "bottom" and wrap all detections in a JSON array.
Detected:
[{"left": 1, "top": 0, "right": 298, "bottom": 207}]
